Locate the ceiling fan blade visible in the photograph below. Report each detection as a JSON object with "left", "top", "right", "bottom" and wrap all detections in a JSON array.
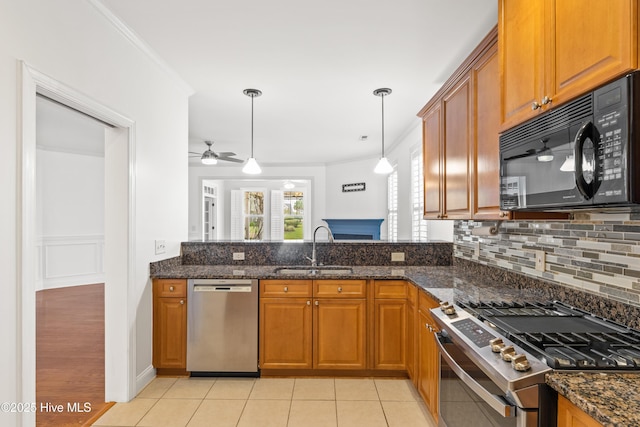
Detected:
[
  {"left": 189, "top": 151, "right": 202, "bottom": 155},
  {"left": 218, "top": 157, "right": 244, "bottom": 163},
  {"left": 217, "top": 151, "right": 236, "bottom": 157}
]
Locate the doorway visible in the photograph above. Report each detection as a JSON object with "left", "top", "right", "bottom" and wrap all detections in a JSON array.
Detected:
[
  {"left": 35, "top": 95, "right": 109, "bottom": 426},
  {"left": 202, "top": 183, "right": 217, "bottom": 241},
  {"left": 20, "top": 63, "right": 136, "bottom": 427}
]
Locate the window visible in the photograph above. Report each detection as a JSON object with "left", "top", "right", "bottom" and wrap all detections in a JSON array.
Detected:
[
  {"left": 411, "top": 149, "right": 428, "bottom": 241},
  {"left": 283, "top": 191, "right": 304, "bottom": 240},
  {"left": 387, "top": 167, "right": 398, "bottom": 242},
  {"left": 243, "top": 191, "right": 265, "bottom": 240}
]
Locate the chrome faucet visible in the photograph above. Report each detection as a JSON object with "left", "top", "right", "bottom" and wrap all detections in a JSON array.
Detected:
[{"left": 307, "top": 225, "right": 334, "bottom": 267}]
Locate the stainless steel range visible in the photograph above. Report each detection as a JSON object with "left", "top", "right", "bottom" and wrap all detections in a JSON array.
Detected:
[{"left": 431, "top": 299, "right": 640, "bottom": 427}]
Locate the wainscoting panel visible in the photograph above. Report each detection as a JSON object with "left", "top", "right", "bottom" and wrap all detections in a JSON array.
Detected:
[{"left": 37, "top": 235, "right": 104, "bottom": 290}]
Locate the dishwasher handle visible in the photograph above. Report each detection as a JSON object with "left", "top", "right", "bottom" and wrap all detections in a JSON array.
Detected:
[{"left": 193, "top": 284, "right": 253, "bottom": 292}]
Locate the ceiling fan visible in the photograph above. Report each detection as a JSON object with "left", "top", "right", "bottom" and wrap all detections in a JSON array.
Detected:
[{"left": 189, "top": 140, "right": 243, "bottom": 165}]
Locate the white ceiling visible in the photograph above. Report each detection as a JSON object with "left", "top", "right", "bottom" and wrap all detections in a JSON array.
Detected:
[{"left": 99, "top": 0, "right": 498, "bottom": 166}]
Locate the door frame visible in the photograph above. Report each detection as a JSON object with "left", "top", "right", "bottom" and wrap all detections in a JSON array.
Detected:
[{"left": 18, "top": 62, "right": 137, "bottom": 426}]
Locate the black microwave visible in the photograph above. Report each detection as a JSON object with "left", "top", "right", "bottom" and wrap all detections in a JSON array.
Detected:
[{"left": 499, "top": 71, "right": 640, "bottom": 211}]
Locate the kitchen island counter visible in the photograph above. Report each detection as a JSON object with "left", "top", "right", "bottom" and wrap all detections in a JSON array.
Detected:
[{"left": 546, "top": 371, "right": 640, "bottom": 427}]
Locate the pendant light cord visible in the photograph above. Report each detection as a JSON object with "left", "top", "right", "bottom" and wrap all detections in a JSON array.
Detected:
[
  {"left": 250, "top": 94, "right": 255, "bottom": 157},
  {"left": 380, "top": 93, "right": 385, "bottom": 158}
]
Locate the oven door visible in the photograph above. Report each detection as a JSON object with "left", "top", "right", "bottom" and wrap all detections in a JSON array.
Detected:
[{"left": 436, "top": 334, "right": 523, "bottom": 427}]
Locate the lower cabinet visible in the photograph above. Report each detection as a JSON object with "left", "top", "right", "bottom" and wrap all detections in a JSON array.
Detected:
[
  {"left": 152, "top": 279, "right": 187, "bottom": 373},
  {"left": 557, "top": 395, "right": 603, "bottom": 427},
  {"left": 417, "top": 291, "right": 440, "bottom": 422},
  {"left": 373, "top": 280, "right": 407, "bottom": 370},
  {"left": 259, "top": 279, "right": 366, "bottom": 371}
]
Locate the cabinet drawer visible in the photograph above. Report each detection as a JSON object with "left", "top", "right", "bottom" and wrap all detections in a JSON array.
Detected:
[
  {"left": 154, "top": 279, "right": 187, "bottom": 298},
  {"left": 418, "top": 290, "right": 439, "bottom": 313},
  {"left": 314, "top": 280, "right": 366, "bottom": 298},
  {"left": 261, "top": 280, "right": 312, "bottom": 297},
  {"left": 374, "top": 280, "right": 407, "bottom": 299}
]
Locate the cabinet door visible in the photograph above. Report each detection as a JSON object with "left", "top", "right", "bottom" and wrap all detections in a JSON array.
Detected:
[
  {"left": 473, "top": 42, "right": 504, "bottom": 220},
  {"left": 260, "top": 298, "right": 312, "bottom": 369},
  {"left": 406, "top": 299, "right": 416, "bottom": 380},
  {"left": 557, "top": 395, "right": 603, "bottom": 427},
  {"left": 314, "top": 299, "right": 366, "bottom": 370},
  {"left": 550, "top": 0, "right": 636, "bottom": 106},
  {"left": 499, "top": 0, "right": 545, "bottom": 128},
  {"left": 443, "top": 75, "right": 472, "bottom": 219},
  {"left": 422, "top": 104, "right": 442, "bottom": 219},
  {"left": 417, "top": 309, "right": 439, "bottom": 422},
  {"left": 153, "top": 297, "right": 187, "bottom": 369},
  {"left": 374, "top": 299, "right": 406, "bottom": 370}
]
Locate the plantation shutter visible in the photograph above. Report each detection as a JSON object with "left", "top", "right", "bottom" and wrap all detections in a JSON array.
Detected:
[
  {"left": 271, "top": 190, "right": 284, "bottom": 241},
  {"left": 230, "top": 190, "right": 243, "bottom": 240}
]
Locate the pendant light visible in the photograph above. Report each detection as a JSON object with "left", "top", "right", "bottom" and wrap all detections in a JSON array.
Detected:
[
  {"left": 242, "top": 88, "right": 262, "bottom": 175},
  {"left": 373, "top": 88, "right": 393, "bottom": 174}
]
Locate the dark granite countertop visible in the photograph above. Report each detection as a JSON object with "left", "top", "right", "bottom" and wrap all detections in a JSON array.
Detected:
[
  {"left": 150, "top": 263, "right": 544, "bottom": 306},
  {"left": 547, "top": 371, "right": 640, "bottom": 427}
]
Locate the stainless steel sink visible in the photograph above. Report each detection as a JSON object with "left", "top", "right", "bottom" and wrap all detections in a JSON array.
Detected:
[{"left": 273, "top": 266, "right": 353, "bottom": 275}]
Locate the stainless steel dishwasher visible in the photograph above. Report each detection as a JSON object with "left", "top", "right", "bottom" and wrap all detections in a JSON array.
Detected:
[{"left": 187, "top": 278, "right": 258, "bottom": 376}]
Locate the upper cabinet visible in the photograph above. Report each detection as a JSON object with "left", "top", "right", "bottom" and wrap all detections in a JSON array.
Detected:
[
  {"left": 500, "top": 0, "right": 638, "bottom": 130},
  {"left": 419, "top": 28, "right": 505, "bottom": 220}
]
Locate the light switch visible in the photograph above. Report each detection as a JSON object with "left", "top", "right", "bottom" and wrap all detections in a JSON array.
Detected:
[
  {"left": 155, "top": 240, "right": 166, "bottom": 255},
  {"left": 233, "top": 252, "right": 245, "bottom": 261}
]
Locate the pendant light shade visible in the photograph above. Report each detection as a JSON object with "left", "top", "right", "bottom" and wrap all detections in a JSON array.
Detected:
[
  {"left": 242, "top": 88, "right": 262, "bottom": 175},
  {"left": 373, "top": 88, "right": 393, "bottom": 174}
]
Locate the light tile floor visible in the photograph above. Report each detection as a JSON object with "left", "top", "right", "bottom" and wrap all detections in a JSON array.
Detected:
[{"left": 92, "top": 377, "right": 437, "bottom": 427}]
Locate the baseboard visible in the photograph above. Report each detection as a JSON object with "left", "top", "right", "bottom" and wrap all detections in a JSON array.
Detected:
[{"left": 136, "top": 365, "right": 156, "bottom": 396}]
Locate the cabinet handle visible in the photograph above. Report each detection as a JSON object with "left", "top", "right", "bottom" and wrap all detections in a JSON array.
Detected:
[
  {"left": 541, "top": 96, "right": 552, "bottom": 105},
  {"left": 531, "top": 101, "right": 541, "bottom": 110},
  {"left": 180, "top": 300, "right": 184, "bottom": 305},
  {"left": 337, "top": 286, "right": 342, "bottom": 293},
  {"left": 315, "top": 300, "right": 319, "bottom": 306},
  {"left": 440, "top": 214, "right": 448, "bottom": 219},
  {"left": 169, "top": 286, "right": 174, "bottom": 292},
  {"left": 499, "top": 211, "right": 508, "bottom": 218},
  {"left": 307, "top": 300, "right": 311, "bottom": 306},
  {"left": 284, "top": 286, "right": 288, "bottom": 293}
]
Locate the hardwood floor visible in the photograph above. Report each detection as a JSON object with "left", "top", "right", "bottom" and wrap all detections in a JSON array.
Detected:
[{"left": 36, "top": 283, "right": 111, "bottom": 427}]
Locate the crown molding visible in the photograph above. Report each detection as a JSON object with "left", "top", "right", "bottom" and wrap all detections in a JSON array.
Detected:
[{"left": 86, "top": 0, "right": 195, "bottom": 96}]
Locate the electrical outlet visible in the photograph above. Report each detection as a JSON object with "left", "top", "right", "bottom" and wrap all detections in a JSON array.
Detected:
[
  {"left": 155, "top": 240, "right": 166, "bottom": 255},
  {"left": 474, "top": 242, "right": 480, "bottom": 257},
  {"left": 535, "top": 250, "right": 546, "bottom": 272},
  {"left": 391, "top": 252, "right": 405, "bottom": 262},
  {"left": 233, "top": 252, "right": 245, "bottom": 261}
]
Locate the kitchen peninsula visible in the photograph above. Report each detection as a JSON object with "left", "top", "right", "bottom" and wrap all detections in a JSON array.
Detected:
[{"left": 151, "top": 241, "right": 640, "bottom": 426}]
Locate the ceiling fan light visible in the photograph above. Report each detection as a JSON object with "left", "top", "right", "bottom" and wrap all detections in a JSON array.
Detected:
[
  {"left": 374, "top": 157, "right": 394, "bottom": 174},
  {"left": 537, "top": 153, "right": 554, "bottom": 162},
  {"left": 242, "top": 157, "right": 262, "bottom": 174},
  {"left": 201, "top": 151, "right": 217, "bottom": 165}
]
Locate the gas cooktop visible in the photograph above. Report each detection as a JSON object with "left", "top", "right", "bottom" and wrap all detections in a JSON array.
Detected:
[{"left": 457, "top": 300, "right": 640, "bottom": 370}]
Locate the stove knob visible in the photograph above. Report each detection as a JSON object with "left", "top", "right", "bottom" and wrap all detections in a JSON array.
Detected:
[
  {"left": 511, "top": 354, "right": 531, "bottom": 372},
  {"left": 500, "top": 345, "right": 516, "bottom": 362},
  {"left": 489, "top": 338, "right": 505, "bottom": 353},
  {"left": 439, "top": 301, "right": 456, "bottom": 315}
]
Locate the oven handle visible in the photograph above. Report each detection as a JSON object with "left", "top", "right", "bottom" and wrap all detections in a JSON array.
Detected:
[{"left": 435, "top": 334, "right": 516, "bottom": 418}]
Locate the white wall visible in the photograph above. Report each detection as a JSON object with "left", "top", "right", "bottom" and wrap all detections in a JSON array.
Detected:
[
  {"left": 36, "top": 149, "right": 105, "bottom": 290},
  {"left": 0, "top": 0, "right": 189, "bottom": 423}
]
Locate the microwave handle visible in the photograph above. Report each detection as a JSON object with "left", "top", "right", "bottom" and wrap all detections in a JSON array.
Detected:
[
  {"left": 574, "top": 121, "right": 600, "bottom": 200},
  {"left": 435, "top": 334, "right": 516, "bottom": 417}
]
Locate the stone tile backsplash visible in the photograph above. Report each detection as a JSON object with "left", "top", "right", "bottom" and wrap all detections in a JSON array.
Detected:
[{"left": 454, "top": 214, "right": 640, "bottom": 307}]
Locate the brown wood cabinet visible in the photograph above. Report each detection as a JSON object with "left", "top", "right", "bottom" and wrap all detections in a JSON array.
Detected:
[
  {"left": 557, "top": 395, "right": 603, "bottom": 427},
  {"left": 373, "top": 280, "right": 407, "bottom": 370},
  {"left": 152, "top": 279, "right": 187, "bottom": 374},
  {"left": 499, "top": 0, "right": 638, "bottom": 130},
  {"left": 417, "top": 291, "right": 440, "bottom": 422},
  {"left": 419, "top": 27, "right": 508, "bottom": 221},
  {"left": 259, "top": 279, "right": 366, "bottom": 371},
  {"left": 406, "top": 283, "right": 418, "bottom": 381}
]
